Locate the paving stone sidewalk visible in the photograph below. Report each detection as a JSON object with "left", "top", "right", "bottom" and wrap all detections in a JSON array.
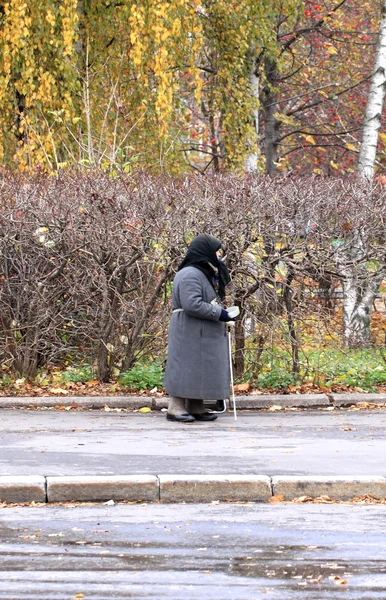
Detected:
[{"left": 0, "top": 404, "right": 386, "bottom": 503}]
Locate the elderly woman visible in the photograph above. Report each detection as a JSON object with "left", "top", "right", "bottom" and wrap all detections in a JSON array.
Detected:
[{"left": 164, "top": 234, "right": 234, "bottom": 422}]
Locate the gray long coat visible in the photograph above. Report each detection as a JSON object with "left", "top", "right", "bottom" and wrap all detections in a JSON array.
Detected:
[{"left": 164, "top": 266, "right": 230, "bottom": 400}]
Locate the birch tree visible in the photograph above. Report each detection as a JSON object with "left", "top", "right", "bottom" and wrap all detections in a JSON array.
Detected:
[
  {"left": 336, "top": 226, "right": 384, "bottom": 347},
  {"left": 244, "top": 55, "right": 260, "bottom": 172},
  {"left": 249, "top": 0, "right": 379, "bottom": 177},
  {"left": 358, "top": 0, "right": 386, "bottom": 179},
  {"left": 336, "top": 1, "right": 386, "bottom": 347}
]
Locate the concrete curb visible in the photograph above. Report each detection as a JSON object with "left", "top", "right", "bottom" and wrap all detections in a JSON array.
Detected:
[
  {"left": 3, "top": 392, "right": 386, "bottom": 410},
  {"left": 1, "top": 475, "right": 386, "bottom": 504},
  {"left": 272, "top": 476, "right": 386, "bottom": 501},
  {"left": 46, "top": 475, "right": 159, "bottom": 503},
  {"left": 231, "top": 394, "right": 331, "bottom": 409},
  {"left": 330, "top": 393, "right": 386, "bottom": 407},
  {"left": 152, "top": 394, "right": 332, "bottom": 410},
  {"left": 0, "top": 476, "right": 46, "bottom": 503},
  {"left": 0, "top": 396, "right": 153, "bottom": 409},
  {"left": 159, "top": 475, "right": 272, "bottom": 503}
]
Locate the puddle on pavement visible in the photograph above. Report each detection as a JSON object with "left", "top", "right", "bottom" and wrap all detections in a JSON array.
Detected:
[
  {"left": 229, "top": 546, "right": 386, "bottom": 582},
  {"left": 2, "top": 528, "right": 386, "bottom": 594}
]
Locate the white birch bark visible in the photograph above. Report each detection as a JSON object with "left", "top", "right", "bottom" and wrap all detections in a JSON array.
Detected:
[
  {"left": 83, "top": 39, "right": 94, "bottom": 165},
  {"left": 342, "top": 273, "right": 381, "bottom": 347},
  {"left": 244, "top": 59, "right": 260, "bottom": 172},
  {"left": 336, "top": 230, "right": 384, "bottom": 347},
  {"left": 338, "top": 3, "right": 386, "bottom": 346},
  {"left": 358, "top": 0, "right": 386, "bottom": 180}
]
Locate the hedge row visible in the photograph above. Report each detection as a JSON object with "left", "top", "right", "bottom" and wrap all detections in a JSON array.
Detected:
[{"left": 1, "top": 171, "right": 385, "bottom": 380}]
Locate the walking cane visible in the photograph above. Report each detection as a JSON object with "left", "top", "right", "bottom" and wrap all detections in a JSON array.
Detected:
[{"left": 227, "top": 306, "right": 240, "bottom": 422}]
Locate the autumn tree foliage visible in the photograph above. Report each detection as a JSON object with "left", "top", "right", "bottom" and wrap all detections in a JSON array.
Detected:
[
  {"left": 358, "top": 0, "right": 386, "bottom": 179},
  {"left": 0, "top": 0, "right": 383, "bottom": 174},
  {"left": 0, "top": 0, "right": 79, "bottom": 169},
  {"left": 273, "top": 0, "right": 382, "bottom": 176}
]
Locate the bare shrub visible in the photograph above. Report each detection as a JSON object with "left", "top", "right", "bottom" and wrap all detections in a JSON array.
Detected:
[{"left": 1, "top": 171, "right": 386, "bottom": 383}]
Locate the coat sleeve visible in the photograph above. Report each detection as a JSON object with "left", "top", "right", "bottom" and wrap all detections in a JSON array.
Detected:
[{"left": 178, "top": 270, "right": 222, "bottom": 321}]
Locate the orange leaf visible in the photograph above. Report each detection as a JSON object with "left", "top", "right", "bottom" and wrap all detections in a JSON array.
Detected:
[
  {"left": 269, "top": 495, "right": 284, "bottom": 504},
  {"left": 234, "top": 383, "right": 250, "bottom": 393}
]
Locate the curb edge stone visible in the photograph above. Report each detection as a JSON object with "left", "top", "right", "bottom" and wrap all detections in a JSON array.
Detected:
[
  {"left": 272, "top": 475, "right": 386, "bottom": 501},
  {"left": 2, "top": 474, "right": 386, "bottom": 504},
  {"left": 0, "top": 476, "right": 46, "bottom": 503},
  {"left": 159, "top": 474, "right": 272, "bottom": 503},
  {"left": 46, "top": 475, "right": 159, "bottom": 503}
]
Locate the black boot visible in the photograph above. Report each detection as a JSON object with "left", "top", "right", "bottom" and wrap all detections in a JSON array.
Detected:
[
  {"left": 186, "top": 399, "right": 218, "bottom": 421},
  {"left": 167, "top": 397, "right": 195, "bottom": 423}
]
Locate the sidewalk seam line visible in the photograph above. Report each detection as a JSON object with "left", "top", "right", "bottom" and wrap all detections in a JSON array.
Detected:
[
  {"left": 156, "top": 476, "right": 161, "bottom": 502},
  {"left": 268, "top": 476, "right": 274, "bottom": 497}
]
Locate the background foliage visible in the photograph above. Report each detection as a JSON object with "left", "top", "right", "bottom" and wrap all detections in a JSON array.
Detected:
[{"left": 0, "top": 0, "right": 382, "bottom": 175}]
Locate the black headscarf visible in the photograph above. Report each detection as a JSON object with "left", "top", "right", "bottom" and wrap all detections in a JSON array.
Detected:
[{"left": 178, "top": 233, "right": 230, "bottom": 300}]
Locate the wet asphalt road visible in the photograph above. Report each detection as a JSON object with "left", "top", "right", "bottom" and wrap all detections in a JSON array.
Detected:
[
  {"left": 1, "top": 502, "right": 386, "bottom": 599},
  {"left": 1, "top": 409, "right": 386, "bottom": 476}
]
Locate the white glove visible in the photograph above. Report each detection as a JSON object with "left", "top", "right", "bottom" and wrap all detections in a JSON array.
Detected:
[
  {"left": 227, "top": 306, "right": 240, "bottom": 318},
  {"left": 226, "top": 306, "right": 239, "bottom": 326}
]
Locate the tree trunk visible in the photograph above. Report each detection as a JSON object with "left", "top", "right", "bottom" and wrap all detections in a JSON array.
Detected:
[
  {"left": 262, "top": 58, "right": 280, "bottom": 175},
  {"left": 337, "top": 230, "right": 383, "bottom": 348},
  {"left": 358, "top": 0, "right": 386, "bottom": 180},
  {"left": 340, "top": 2, "right": 386, "bottom": 345},
  {"left": 97, "top": 265, "right": 127, "bottom": 382},
  {"left": 233, "top": 297, "right": 245, "bottom": 379},
  {"left": 342, "top": 276, "right": 379, "bottom": 348},
  {"left": 209, "top": 109, "right": 220, "bottom": 173},
  {"left": 283, "top": 266, "right": 299, "bottom": 375},
  {"left": 15, "top": 90, "right": 26, "bottom": 145},
  {"left": 244, "top": 56, "right": 260, "bottom": 172}
]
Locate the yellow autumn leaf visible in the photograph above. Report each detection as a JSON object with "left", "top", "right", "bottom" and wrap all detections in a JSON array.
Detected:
[
  {"left": 139, "top": 407, "right": 152, "bottom": 413},
  {"left": 346, "top": 143, "right": 357, "bottom": 152},
  {"left": 304, "top": 134, "right": 316, "bottom": 145},
  {"left": 330, "top": 160, "right": 339, "bottom": 169},
  {"left": 269, "top": 495, "right": 284, "bottom": 503},
  {"left": 49, "top": 387, "right": 69, "bottom": 395},
  {"left": 327, "top": 45, "right": 338, "bottom": 55},
  {"left": 294, "top": 495, "right": 313, "bottom": 503}
]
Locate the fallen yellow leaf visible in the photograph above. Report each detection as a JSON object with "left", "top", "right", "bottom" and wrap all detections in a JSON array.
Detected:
[
  {"left": 234, "top": 383, "right": 250, "bottom": 392},
  {"left": 293, "top": 495, "right": 313, "bottom": 503},
  {"left": 269, "top": 495, "right": 285, "bottom": 504}
]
